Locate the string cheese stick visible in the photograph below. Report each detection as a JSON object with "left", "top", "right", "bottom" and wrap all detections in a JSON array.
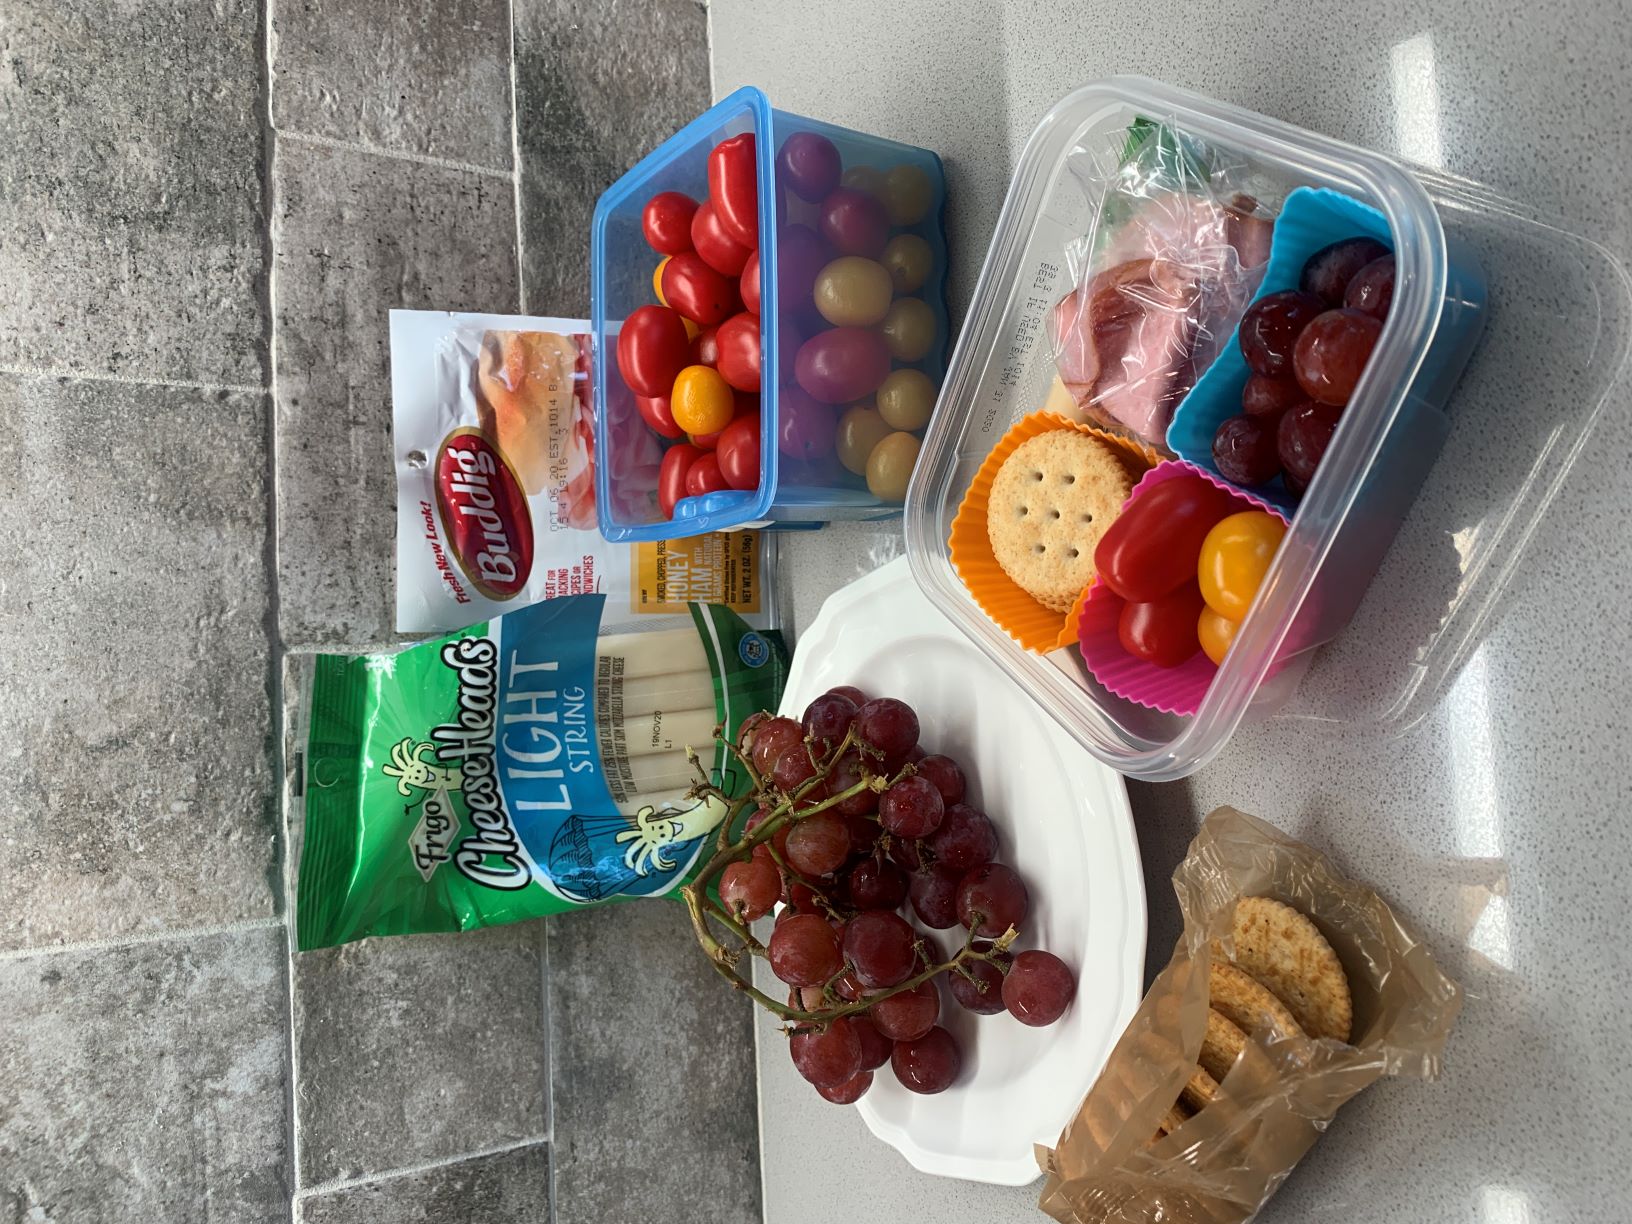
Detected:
[
  {"left": 619, "top": 707, "right": 720, "bottom": 758},
  {"left": 614, "top": 669, "right": 715, "bottom": 719},
  {"left": 623, "top": 748, "right": 704, "bottom": 795},
  {"left": 594, "top": 628, "right": 710, "bottom": 677}
]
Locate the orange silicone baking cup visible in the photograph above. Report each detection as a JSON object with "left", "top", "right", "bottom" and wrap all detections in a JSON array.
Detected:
[{"left": 949, "top": 411, "right": 1161, "bottom": 653}]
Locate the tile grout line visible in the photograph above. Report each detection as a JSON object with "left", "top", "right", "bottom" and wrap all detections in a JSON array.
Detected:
[
  {"left": 507, "top": 0, "right": 526, "bottom": 313},
  {"left": 275, "top": 127, "right": 514, "bottom": 181},
  {"left": 0, "top": 361, "right": 261, "bottom": 396},
  {"left": 0, "top": 916, "right": 284, "bottom": 963},
  {"left": 292, "top": 1133, "right": 552, "bottom": 1202}
]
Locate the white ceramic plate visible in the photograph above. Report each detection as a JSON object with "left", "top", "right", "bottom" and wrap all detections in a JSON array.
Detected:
[{"left": 777, "top": 557, "right": 1146, "bottom": 1185}]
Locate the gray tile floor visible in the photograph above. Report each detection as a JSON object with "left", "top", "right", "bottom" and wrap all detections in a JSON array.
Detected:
[{"left": 0, "top": 2, "right": 759, "bottom": 1220}]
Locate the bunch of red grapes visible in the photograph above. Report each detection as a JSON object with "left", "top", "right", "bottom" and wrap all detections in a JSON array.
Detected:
[
  {"left": 721, "top": 687, "right": 1077, "bottom": 1105},
  {"left": 1212, "top": 236, "right": 1395, "bottom": 494}
]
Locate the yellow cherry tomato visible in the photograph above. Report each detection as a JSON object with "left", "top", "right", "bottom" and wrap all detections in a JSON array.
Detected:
[
  {"left": 653, "top": 258, "right": 670, "bottom": 304},
  {"left": 682, "top": 316, "right": 701, "bottom": 342},
  {"left": 1197, "top": 606, "right": 1240, "bottom": 666},
  {"left": 669, "top": 365, "right": 734, "bottom": 435},
  {"left": 1197, "top": 511, "right": 1286, "bottom": 621}
]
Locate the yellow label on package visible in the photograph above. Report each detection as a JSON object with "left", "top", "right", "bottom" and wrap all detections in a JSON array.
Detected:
[{"left": 634, "top": 532, "right": 761, "bottom": 615}]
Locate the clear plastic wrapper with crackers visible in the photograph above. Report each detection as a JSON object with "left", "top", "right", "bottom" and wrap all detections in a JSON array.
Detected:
[
  {"left": 1038, "top": 806, "right": 1461, "bottom": 1223},
  {"left": 1050, "top": 120, "right": 1279, "bottom": 451},
  {"left": 391, "top": 310, "right": 775, "bottom": 633}
]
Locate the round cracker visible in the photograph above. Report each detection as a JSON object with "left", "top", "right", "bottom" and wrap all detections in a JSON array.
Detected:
[
  {"left": 1220, "top": 896, "right": 1353, "bottom": 1042},
  {"left": 985, "top": 430, "right": 1131, "bottom": 611},
  {"left": 1198, "top": 1007, "right": 1247, "bottom": 1083},
  {"left": 1208, "top": 961, "right": 1304, "bottom": 1042}
]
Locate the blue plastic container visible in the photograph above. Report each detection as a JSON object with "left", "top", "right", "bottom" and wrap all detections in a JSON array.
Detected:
[{"left": 592, "top": 86, "right": 949, "bottom": 541}]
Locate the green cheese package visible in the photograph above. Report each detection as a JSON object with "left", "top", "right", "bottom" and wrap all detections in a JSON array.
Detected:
[{"left": 296, "top": 594, "right": 786, "bottom": 949}]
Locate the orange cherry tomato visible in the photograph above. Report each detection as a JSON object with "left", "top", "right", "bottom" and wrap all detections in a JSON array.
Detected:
[
  {"left": 653, "top": 258, "right": 670, "bottom": 304},
  {"left": 1197, "top": 511, "right": 1287, "bottom": 621},
  {"left": 670, "top": 365, "right": 735, "bottom": 435},
  {"left": 1197, "top": 606, "right": 1240, "bottom": 666}
]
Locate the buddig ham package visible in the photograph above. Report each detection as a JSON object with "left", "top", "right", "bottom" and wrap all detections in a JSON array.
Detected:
[
  {"left": 296, "top": 595, "right": 786, "bottom": 949},
  {"left": 390, "top": 310, "right": 773, "bottom": 633}
]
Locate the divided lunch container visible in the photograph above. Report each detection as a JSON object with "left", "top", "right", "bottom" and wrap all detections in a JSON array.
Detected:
[
  {"left": 592, "top": 86, "right": 951, "bottom": 541},
  {"left": 906, "top": 76, "right": 1489, "bottom": 782}
]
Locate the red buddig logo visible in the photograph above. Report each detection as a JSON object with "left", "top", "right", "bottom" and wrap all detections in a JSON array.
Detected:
[{"left": 434, "top": 429, "right": 535, "bottom": 600}]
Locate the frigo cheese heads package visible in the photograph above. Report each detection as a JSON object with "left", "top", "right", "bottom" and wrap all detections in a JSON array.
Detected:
[
  {"left": 389, "top": 310, "right": 775, "bottom": 634},
  {"left": 295, "top": 595, "right": 787, "bottom": 949}
]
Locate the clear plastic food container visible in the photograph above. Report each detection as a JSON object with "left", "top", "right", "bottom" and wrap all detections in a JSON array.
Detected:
[
  {"left": 906, "top": 77, "right": 1491, "bottom": 781},
  {"left": 592, "top": 85, "right": 950, "bottom": 542}
]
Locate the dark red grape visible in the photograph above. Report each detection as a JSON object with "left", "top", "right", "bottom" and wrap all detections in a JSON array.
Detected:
[
  {"left": 843, "top": 811, "right": 879, "bottom": 859},
  {"left": 847, "top": 855, "right": 908, "bottom": 910},
  {"left": 824, "top": 751, "right": 878, "bottom": 819},
  {"left": 1240, "top": 373, "right": 1303, "bottom": 420},
  {"left": 879, "top": 776, "right": 945, "bottom": 839},
  {"left": 914, "top": 754, "right": 966, "bottom": 804},
  {"left": 1292, "top": 308, "right": 1381, "bottom": 406},
  {"left": 869, "top": 980, "right": 938, "bottom": 1041},
  {"left": 949, "top": 947, "right": 1011, "bottom": 1014},
  {"left": 831, "top": 969, "right": 866, "bottom": 1001},
  {"left": 889, "top": 834, "right": 924, "bottom": 873},
  {"left": 1211, "top": 413, "right": 1281, "bottom": 486},
  {"left": 802, "top": 692, "right": 858, "bottom": 754},
  {"left": 815, "top": 1069, "right": 873, "bottom": 1104},
  {"left": 854, "top": 697, "right": 919, "bottom": 766},
  {"left": 1343, "top": 254, "right": 1395, "bottom": 320},
  {"left": 853, "top": 1015, "right": 893, "bottom": 1070},
  {"left": 750, "top": 716, "right": 804, "bottom": 775},
  {"left": 1237, "top": 290, "right": 1325, "bottom": 378},
  {"left": 771, "top": 745, "right": 819, "bottom": 791},
  {"left": 789, "top": 1016, "right": 862, "bottom": 1086},
  {"left": 769, "top": 913, "right": 842, "bottom": 986},
  {"left": 781, "top": 881, "right": 817, "bottom": 914},
  {"left": 1001, "top": 950, "right": 1077, "bottom": 1026},
  {"left": 719, "top": 858, "right": 780, "bottom": 921},
  {"left": 907, "top": 744, "right": 927, "bottom": 764},
  {"left": 891, "top": 1026, "right": 961, "bottom": 1094},
  {"left": 1277, "top": 401, "right": 1343, "bottom": 485},
  {"left": 785, "top": 810, "right": 850, "bottom": 876},
  {"left": 1301, "top": 237, "right": 1391, "bottom": 305},
  {"left": 926, "top": 803, "right": 998, "bottom": 874},
  {"left": 827, "top": 684, "right": 868, "bottom": 706},
  {"left": 908, "top": 865, "right": 960, "bottom": 928},
  {"left": 844, "top": 910, "right": 918, "bottom": 988},
  {"left": 1283, "top": 468, "right": 1308, "bottom": 497},
  {"left": 957, "top": 863, "right": 1029, "bottom": 937},
  {"left": 777, "top": 131, "right": 842, "bottom": 203}
]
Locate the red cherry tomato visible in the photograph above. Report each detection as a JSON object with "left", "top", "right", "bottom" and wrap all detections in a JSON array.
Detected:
[
  {"left": 717, "top": 412, "right": 762, "bottom": 491},
  {"left": 658, "top": 443, "right": 704, "bottom": 518},
  {"left": 684, "top": 452, "right": 728, "bottom": 497},
  {"left": 642, "top": 191, "right": 697, "bottom": 256},
  {"left": 794, "top": 327, "right": 890, "bottom": 403},
  {"left": 778, "top": 387, "right": 836, "bottom": 460},
  {"left": 776, "top": 224, "right": 827, "bottom": 310},
  {"left": 1093, "top": 474, "right": 1238, "bottom": 603},
  {"left": 708, "top": 132, "right": 759, "bottom": 248},
  {"left": 740, "top": 249, "right": 762, "bottom": 315},
  {"left": 635, "top": 393, "right": 684, "bottom": 440},
  {"left": 690, "top": 200, "right": 752, "bottom": 277},
  {"left": 615, "top": 305, "right": 690, "bottom": 398},
  {"left": 1117, "top": 582, "right": 1206, "bottom": 667},
  {"left": 661, "top": 252, "right": 741, "bottom": 327},
  {"left": 819, "top": 187, "right": 889, "bottom": 258},
  {"left": 715, "top": 312, "right": 762, "bottom": 392},
  {"left": 690, "top": 324, "right": 719, "bottom": 367}
]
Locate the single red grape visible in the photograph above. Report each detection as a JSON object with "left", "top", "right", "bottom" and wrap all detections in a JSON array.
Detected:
[
  {"left": 907, "top": 744, "right": 927, "bottom": 764},
  {"left": 1277, "top": 400, "right": 1344, "bottom": 485},
  {"left": 889, "top": 835, "right": 924, "bottom": 873},
  {"left": 879, "top": 776, "right": 945, "bottom": 838},
  {"left": 1292, "top": 308, "right": 1381, "bottom": 406},
  {"left": 843, "top": 811, "right": 880, "bottom": 858},
  {"left": 781, "top": 881, "right": 816, "bottom": 914},
  {"left": 750, "top": 716, "right": 804, "bottom": 775},
  {"left": 771, "top": 745, "right": 819, "bottom": 791},
  {"left": 908, "top": 865, "right": 961, "bottom": 929},
  {"left": 719, "top": 858, "right": 780, "bottom": 921},
  {"left": 831, "top": 969, "right": 866, "bottom": 1001},
  {"left": 769, "top": 913, "right": 842, "bottom": 986},
  {"left": 1001, "top": 950, "right": 1077, "bottom": 1026},
  {"left": 1237, "top": 290, "right": 1325, "bottom": 377},
  {"left": 785, "top": 810, "right": 851, "bottom": 877},
  {"left": 854, "top": 697, "right": 919, "bottom": 765},
  {"left": 824, "top": 751, "right": 878, "bottom": 819},
  {"left": 1212, "top": 413, "right": 1281, "bottom": 486},
  {"left": 789, "top": 1016, "right": 862, "bottom": 1086},
  {"left": 1240, "top": 373, "right": 1304, "bottom": 420},
  {"left": 957, "top": 863, "right": 1029, "bottom": 937},
  {"left": 949, "top": 947, "right": 1011, "bottom": 1014},
  {"left": 891, "top": 1026, "right": 961, "bottom": 1094},
  {"left": 869, "top": 980, "right": 939, "bottom": 1041},
  {"left": 927, "top": 803, "right": 998, "bottom": 874},
  {"left": 815, "top": 1069, "right": 873, "bottom": 1104},
  {"left": 853, "top": 1015, "right": 893, "bottom": 1070},
  {"left": 847, "top": 855, "right": 908, "bottom": 910},
  {"left": 844, "top": 910, "right": 918, "bottom": 988},
  {"left": 802, "top": 692, "right": 858, "bottom": 754},
  {"left": 1300, "top": 237, "right": 1391, "bottom": 305},
  {"left": 1343, "top": 254, "right": 1395, "bottom": 319},
  {"left": 827, "top": 684, "right": 868, "bottom": 706},
  {"left": 913, "top": 754, "right": 966, "bottom": 804}
]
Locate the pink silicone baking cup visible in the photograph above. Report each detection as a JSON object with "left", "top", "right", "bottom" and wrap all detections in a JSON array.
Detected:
[{"left": 1076, "top": 460, "right": 1290, "bottom": 718}]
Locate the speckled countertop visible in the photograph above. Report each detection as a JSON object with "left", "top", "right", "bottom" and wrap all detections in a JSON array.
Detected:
[{"left": 712, "top": 2, "right": 1632, "bottom": 1221}]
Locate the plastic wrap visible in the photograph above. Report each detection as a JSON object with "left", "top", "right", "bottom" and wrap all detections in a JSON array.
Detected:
[
  {"left": 1038, "top": 806, "right": 1461, "bottom": 1223},
  {"left": 1050, "top": 120, "right": 1278, "bottom": 450}
]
